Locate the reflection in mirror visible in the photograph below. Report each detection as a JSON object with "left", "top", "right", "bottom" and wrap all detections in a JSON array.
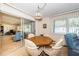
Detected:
[
  {"left": 0, "top": 12, "right": 23, "bottom": 55},
  {"left": 0, "top": 12, "right": 35, "bottom": 56}
]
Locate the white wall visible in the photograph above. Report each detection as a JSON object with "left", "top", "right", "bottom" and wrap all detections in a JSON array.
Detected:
[{"left": 35, "top": 17, "right": 52, "bottom": 36}]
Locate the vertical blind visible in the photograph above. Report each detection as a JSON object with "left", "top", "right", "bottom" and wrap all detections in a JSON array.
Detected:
[{"left": 54, "top": 11, "right": 79, "bottom": 34}]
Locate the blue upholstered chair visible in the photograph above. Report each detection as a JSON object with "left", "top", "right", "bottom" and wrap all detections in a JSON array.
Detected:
[
  {"left": 13, "top": 31, "right": 22, "bottom": 42},
  {"left": 64, "top": 33, "right": 79, "bottom": 56}
]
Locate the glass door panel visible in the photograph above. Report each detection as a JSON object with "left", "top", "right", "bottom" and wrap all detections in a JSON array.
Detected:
[{"left": 23, "top": 19, "right": 35, "bottom": 39}]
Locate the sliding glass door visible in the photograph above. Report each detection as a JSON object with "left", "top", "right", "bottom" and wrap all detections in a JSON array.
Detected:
[{"left": 23, "top": 20, "right": 35, "bottom": 34}]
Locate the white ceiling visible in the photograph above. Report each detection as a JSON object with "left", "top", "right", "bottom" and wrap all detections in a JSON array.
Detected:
[{"left": 10, "top": 3, "right": 79, "bottom": 17}]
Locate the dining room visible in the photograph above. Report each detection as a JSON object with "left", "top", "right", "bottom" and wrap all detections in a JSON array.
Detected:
[{"left": 0, "top": 3, "right": 79, "bottom": 56}]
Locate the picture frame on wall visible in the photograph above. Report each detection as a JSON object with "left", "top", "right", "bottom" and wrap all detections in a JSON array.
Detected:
[{"left": 43, "top": 24, "right": 47, "bottom": 28}]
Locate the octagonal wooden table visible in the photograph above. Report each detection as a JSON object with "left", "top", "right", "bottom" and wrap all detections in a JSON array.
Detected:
[{"left": 29, "top": 36, "right": 53, "bottom": 47}]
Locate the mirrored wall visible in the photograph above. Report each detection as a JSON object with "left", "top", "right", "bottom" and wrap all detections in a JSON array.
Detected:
[{"left": 0, "top": 12, "right": 35, "bottom": 55}]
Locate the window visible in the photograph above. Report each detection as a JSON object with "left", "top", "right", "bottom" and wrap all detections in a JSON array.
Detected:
[
  {"left": 54, "top": 20, "right": 66, "bottom": 34},
  {"left": 24, "top": 22, "right": 35, "bottom": 34},
  {"left": 17, "top": 21, "right": 35, "bottom": 34},
  {"left": 69, "top": 17, "right": 79, "bottom": 34},
  {"left": 54, "top": 17, "right": 79, "bottom": 34},
  {"left": 24, "top": 23, "right": 32, "bottom": 33}
]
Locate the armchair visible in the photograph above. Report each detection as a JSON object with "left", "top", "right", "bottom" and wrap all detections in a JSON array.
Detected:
[
  {"left": 44, "top": 39, "right": 63, "bottom": 56},
  {"left": 28, "top": 33, "right": 35, "bottom": 39},
  {"left": 64, "top": 33, "right": 79, "bottom": 56},
  {"left": 13, "top": 31, "right": 21, "bottom": 42},
  {"left": 24, "top": 39, "right": 42, "bottom": 56}
]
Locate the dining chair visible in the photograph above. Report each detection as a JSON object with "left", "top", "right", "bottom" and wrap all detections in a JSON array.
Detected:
[
  {"left": 44, "top": 38, "right": 63, "bottom": 56},
  {"left": 24, "top": 39, "right": 42, "bottom": 56},
  {"left": 28, "top": 33, "right": 35, "bottom": 39}
]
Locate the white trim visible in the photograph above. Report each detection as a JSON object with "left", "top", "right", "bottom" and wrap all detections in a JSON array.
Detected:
[{"left": 52, "top": 8, "right": 79, "bottom": 18}]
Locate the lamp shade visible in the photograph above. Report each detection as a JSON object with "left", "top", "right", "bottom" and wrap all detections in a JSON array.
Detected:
[{"left": 34, "top": 12, "right": 43, "bottom": 21}]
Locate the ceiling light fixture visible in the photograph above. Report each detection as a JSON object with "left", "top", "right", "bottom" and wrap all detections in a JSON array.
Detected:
[{"left": 34, "top": 3, "right": 46, "bottom": 21}]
